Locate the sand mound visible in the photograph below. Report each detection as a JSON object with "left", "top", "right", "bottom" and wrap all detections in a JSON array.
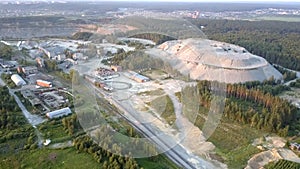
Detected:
[{"left": 148, "top": 39, "right": 283, "bottom": 84}]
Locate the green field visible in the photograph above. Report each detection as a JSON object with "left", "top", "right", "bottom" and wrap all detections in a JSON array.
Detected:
[
  {"left": 136, "top": 155, "right": 180, "bottom": 169},
  {"left": 0, "top": 148, "right": 101, "bottom": 169},
  {"left": 148, "top": 95, "right": 176, "bottom": 126},
  {"left": 194, "top": 114, "right": 264, "bottom": 169},
  {"left": 38, "top": 119, "right": 72, "bottom": 143}
]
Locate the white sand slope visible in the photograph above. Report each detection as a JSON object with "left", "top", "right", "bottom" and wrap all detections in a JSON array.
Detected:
[{"left": 147, "top": 38, "right": 283, "bottom": 84}]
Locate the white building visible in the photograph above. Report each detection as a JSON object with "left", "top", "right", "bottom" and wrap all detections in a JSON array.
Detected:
[
  {"left": 11, "top": 74, "right": 26, "bottom": 86},
  {"left": 72, "top": 53, "right": 87, "bottom": 60},
  {"left": 53, "top": 54, "right": 66, "bottom": 61},
  {"left": 46, "top": 107, "right": 72, "bottom": 119}
]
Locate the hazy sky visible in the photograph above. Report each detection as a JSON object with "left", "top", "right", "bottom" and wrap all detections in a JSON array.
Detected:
[
  {"left": 65, "top": 0, "right": 300, "bottom": 2},
  {"left": 94, "top": 0, "right": 300, "bottom": 1},
  {"left": 2, "top": 0, "right": 300, "bottom": 2}
]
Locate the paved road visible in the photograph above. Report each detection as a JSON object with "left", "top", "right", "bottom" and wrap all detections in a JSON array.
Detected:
[
  {"left": 273, "top": 64, "right": 300, "bottom": 86},
  {"left": 9, "top": 90, "right": 46, "bottom": 126},
  {"left": 93, "top": 85, "right": 222, "bottom": 169},
  {"left": 9, "top": 89, "right": 46, "bottom": 146},
  {"left": 0, "top": 72, "right": 45, "bottom": 146}
]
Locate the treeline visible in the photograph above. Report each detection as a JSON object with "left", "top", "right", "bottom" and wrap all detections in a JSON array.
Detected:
[
  {"left": 72, "top": 32, "right": 94, "bottom": 41},
  {"left": 290, "top": 79, "right": 300, "bottom": 88},
  {"left": 44, "top": 59, "right": 59, "bottom": 72},
  {"left": 274, "top": 65, "right": 297, "bottom": 82},
  {"left": 108, "top": 49, "right": 131, "bottom": 65},
  {"left": 241, "top": 79, "right": 290, "bottom": 95},
  {"left": 59, "top": 111, "right": 168, "bottom": 168},
  {"left": 130, "top": 33, "right": 176, "bottom": 45},
  {"left": 62, "top": 114, "right": 81, "bottom": 136},
  {"left": 191, "top": 19, "right": 300, "bottom": 71},
  {"left": 74, "top": 136, "right": 140, "bottom": 169},
  {"left": 0, "top": 16, "right": 64, "bottom": 26},
  {"left": 0, "top": 86, "right": 36, "bottom": 149},
  {"left": 265, "top": 159, "right": 300, "bottom": 169},
  {"left": 196, "top": 81, "right": 298, "bottom": 136},
  {"left": 0, "top": 42, "right": 13, "bottom": 60},
  {"left": 1, "top": 74, "right": 16, "bottom": 88},
  {"left": 0, "top": 86, "right": 23, "bottom": 129}
]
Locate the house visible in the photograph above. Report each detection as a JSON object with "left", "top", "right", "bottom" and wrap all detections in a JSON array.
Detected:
[
  {"left": 41, "top": 46, "right": 65, "bottom": 60},
  {"left": 53, "top": 54, "right": 66, "bottom": 61},
  {"left": 72, "top": 52, "right": 87, "bottom": 60},
  {"left": 29, "top": 49, "right": 44, "bottom": 59},
  {"left": 18, "top": 41, "right": 38, "bottom": 50}
]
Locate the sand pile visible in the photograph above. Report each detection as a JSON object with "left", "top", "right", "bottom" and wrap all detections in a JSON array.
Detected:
[{"left": 148, "top": 39, "right": 283, "bottom": 84}]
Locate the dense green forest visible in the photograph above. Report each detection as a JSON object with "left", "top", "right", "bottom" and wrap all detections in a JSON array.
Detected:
[
  {"left": 0, "top": 86, "right": 24, "bottom": 130},
  {"left": 0, "top": 86, "right": 36, "bottom": 152},
  {"left": 191, "top": 19, "right": 300, "bottom": 71},
  {"left": 60, "top": 114, "right": 141, "bottom": 169},
  {"left": 265, "top": 159, "right": 300, "bottom": 169},
  {"left": 191, "top": 81, "right": 299, "bottom": 137}
]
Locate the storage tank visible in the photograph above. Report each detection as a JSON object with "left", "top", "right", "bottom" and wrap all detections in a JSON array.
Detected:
[{"left": 11, "top": 74, "right": 26, "bottom": 86}]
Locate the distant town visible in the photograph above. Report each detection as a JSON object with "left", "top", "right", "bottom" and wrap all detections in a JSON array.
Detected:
[{"left": 1, "top": 1, "right": 300, "bottom": 169}]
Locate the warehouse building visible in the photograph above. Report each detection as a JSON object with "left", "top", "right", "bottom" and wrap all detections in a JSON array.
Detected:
[
  {"left": 132, "top": 74, "right": 150, "bottom": 83},
  {"left": 36, "top": 79, "right": 53, "bottom": 88},
  {"left": 11, "top": 74, "right": 26, "bottom": 86},
  {"left": 46, "top": 107, "right": 72, "bottom": 119},
  {"left": 127, "top": 71, "right": 150, "bottom": 83}
]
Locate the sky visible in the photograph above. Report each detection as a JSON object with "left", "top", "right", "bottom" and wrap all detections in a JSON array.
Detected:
[
  {"left": 1, "top": 0, "right": 300, "bottom": 2},
  {"left": 93, "top": 0, "right": 300, "bottom": 1},
  {"left": 67, "top": 0, "right": 300, "bottom": 2}
]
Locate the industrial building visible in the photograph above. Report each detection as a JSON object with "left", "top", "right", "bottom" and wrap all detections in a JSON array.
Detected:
[
  {"left": 17, "top": 66, "right": 38, "bottom": 75},
  {"left": 127, "top": 71, "right": 150, "bottom": 83},
  {"left": 0, "top": 61, "right": 15, "bottom": 68},
  {"left": 36, "top": 79, "right": 53, "bottom": 88},
  {"left": 46, "top": 107, "right": 72, "bottom": 119},
  {"left": 11, "top": 74, "right": 26, "bottom": 86},
  {"left": 132, "top": 74, "right": 150, "bottom": 83},
  {"left": 94, "top": 67, "right": 118, "bottom": 80},
  {"left": 21, "top": 90, "right": 42, "bottom": 106},
  {"left": 111, "top": 65, "right": 122, "bottom": 72}
]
